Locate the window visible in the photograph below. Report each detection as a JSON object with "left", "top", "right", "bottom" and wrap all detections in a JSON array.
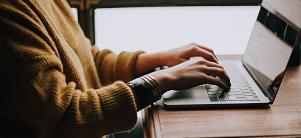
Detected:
[
  {"left": 69, "top": 0, "right": 263, "bottom": 54},
  {"left": 95, "top": 6, "right": 260, "bottom": 55},
  {"left": 71, "top": 8, "right": 78, "bottom": 21}
]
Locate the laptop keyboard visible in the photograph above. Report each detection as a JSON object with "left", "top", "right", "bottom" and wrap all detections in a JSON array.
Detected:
[{"left": 205, "top": 63, "right": 260, "bottom": 102}]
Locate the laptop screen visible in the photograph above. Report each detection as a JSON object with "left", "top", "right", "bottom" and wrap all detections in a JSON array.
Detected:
[{"left": 242, "top": 7, "right": 299, "bottom": 103}]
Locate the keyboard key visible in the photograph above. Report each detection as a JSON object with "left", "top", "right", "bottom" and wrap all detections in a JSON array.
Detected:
[
  {"left": 237, "top": 97, "right": 247, "bottom": 101},
  {"left": 254, "top": 96, "right": 260, "bottom": 101},
  {"left": 227, "top": 95, "right": 238, "bottom": 101},
  {"left": 234, "top": 91, "right": 243, "bottom": 95},
  {"left": 243, "top": 92, "right": 252, "bottom": 96},
  {"left": 226, "top": 92, "right": 235, "bottom": 96},
  {"left": 235, "top": 94, "right": 245, "bottom": 98},
  {"left": 231, "top": 86, "right": 239, "bottom": 89},
  {"left": 242, "top": 88, "right": 250, "bottom": 91},
  {"left": 246, "top": 95, "right": 256, "bottom": 101}
]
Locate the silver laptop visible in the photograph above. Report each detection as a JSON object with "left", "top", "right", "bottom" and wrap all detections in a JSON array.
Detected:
[{"left": 163, "top": 7, "right": 300, "bottom": 109}]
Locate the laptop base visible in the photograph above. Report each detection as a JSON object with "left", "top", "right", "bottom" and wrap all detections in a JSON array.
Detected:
[{"left": 163, "top": 61, "right": 270, "bottom": 109}]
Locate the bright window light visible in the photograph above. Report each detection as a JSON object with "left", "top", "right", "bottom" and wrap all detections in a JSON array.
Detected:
[
  {"left": 71, "top": 8, "right": 78, "bottom": 22},
  {"left": 95, "top": 6, "right": 260, "bottom": 55}
]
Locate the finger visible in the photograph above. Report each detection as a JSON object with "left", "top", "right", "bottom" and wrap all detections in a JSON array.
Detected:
[
  {"left": 199, "top": 60, "right": 230, "bottom": 85},
  {"left": 201, "top": 60, "right": 224, "bottom": 69},
  {"left": 202, "top": 61, "right": 231, "bottom": 85},
  {"left": 191, "top": 58, "right": 229, "bottom": 84},
  {"left": 203, "top": 75, "right": 230, "bottom": 90},
  {"left": 191, "top": 47, "right": 218, "bottom": 63},
  {"left": 202, "top": 66, "right": 231, "bottom": 86},
  {"left": 193, "top": 43, "right": 218, "bottom": 62}
]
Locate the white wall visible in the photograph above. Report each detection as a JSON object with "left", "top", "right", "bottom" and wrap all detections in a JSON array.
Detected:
[{"left": 95, "top": 6, "right": 260, "bottom": 55}]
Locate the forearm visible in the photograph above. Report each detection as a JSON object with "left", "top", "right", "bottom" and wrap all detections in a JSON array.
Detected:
[
  {"left": 135, "top": 52, "right": 164, "bottom": 76},
  {"left": 92, "top": 47, "right": 145, "bottom": 84}
]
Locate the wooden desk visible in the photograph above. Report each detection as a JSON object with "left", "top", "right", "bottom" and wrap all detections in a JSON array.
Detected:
[{"left": 142, "top": 55, "right": 301, "bottom": 138}]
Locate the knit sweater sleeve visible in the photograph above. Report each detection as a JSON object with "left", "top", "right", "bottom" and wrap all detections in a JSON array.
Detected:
[
  {"left": 92, "top": 47, "right": 144, "bottom": 86},
  {"left": 0, "top": 1, "right": 137, "bottom": 138}
]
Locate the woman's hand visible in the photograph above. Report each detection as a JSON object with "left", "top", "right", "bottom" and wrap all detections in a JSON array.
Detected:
[
  {"left": 136, "top": 43, "right": 219, "bottom": 76},
  {"left": 149, "top": 57, "right": 231, "bottom": 94},
  {"left": 136, "top": 43, "right": 230, "bottom": 94},
  {"left": 158, "top": 43, "right": 219, "bottom": 67}
]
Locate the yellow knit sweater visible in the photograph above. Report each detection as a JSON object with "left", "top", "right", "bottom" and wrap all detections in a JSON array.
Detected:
[{"left": 0, "top": 0, "right": 143, "bottom": 137}]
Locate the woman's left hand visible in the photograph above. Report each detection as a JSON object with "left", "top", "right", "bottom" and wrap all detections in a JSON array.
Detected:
[
  {"left": 157, "top": 43, "right": 219, "bottom": 67},
  {"left": 136, "top": 43, "right": 219, "bottom": 76}
]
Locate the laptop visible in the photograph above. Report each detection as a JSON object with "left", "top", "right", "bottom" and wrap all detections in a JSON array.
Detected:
[{"left": 163, "top": 6, "right": 300, "bottom": 109}]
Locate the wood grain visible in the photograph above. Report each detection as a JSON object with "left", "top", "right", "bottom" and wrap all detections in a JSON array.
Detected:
[{"left": 143, "top": 55, "right": 301, "bottom": 138}]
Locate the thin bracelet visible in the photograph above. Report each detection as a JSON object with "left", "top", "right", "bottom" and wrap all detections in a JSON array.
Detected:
[{"left": 143, "top": 74, "right": 161, "bottom": 99}]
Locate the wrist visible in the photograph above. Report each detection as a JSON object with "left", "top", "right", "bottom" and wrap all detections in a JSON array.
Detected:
[
  {"left": 156, "top": 52, "right": 167, "bottom": 67},
  {"left": 149, "top": 70, "right": 174, "bottom": 94},
  {"left": 142, "top": 52, "right": 166, "bottom": 67},
  {"left": 136, "top": 52, "right": 165, "bottom": 76}
]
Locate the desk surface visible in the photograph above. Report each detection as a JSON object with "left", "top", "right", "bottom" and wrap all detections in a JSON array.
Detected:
[{"left": 142, "top": 55, "right": 301, "bottom": 138}]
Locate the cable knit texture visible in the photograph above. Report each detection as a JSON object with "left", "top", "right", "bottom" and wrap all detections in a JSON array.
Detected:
[{"left": 0, "top": 0, "right": 144, "bottom": 137}]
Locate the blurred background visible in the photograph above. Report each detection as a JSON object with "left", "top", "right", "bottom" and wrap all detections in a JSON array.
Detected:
[{"left": 70, "top": 0, "right": 261, "bottom": 55}]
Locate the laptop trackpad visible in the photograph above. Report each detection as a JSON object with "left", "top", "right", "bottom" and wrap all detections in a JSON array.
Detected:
[{"left": 163, "top": 85, "right": 211, "bottom": 105}]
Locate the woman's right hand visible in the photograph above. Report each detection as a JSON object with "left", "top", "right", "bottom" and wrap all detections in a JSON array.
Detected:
[{"left": 149, "top": 57, "right": 231, "bottom": 95}]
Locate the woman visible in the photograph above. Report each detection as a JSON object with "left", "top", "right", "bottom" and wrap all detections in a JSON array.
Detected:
[{"left": 0, "top": 0, "right": 230, "bottom": 138}]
